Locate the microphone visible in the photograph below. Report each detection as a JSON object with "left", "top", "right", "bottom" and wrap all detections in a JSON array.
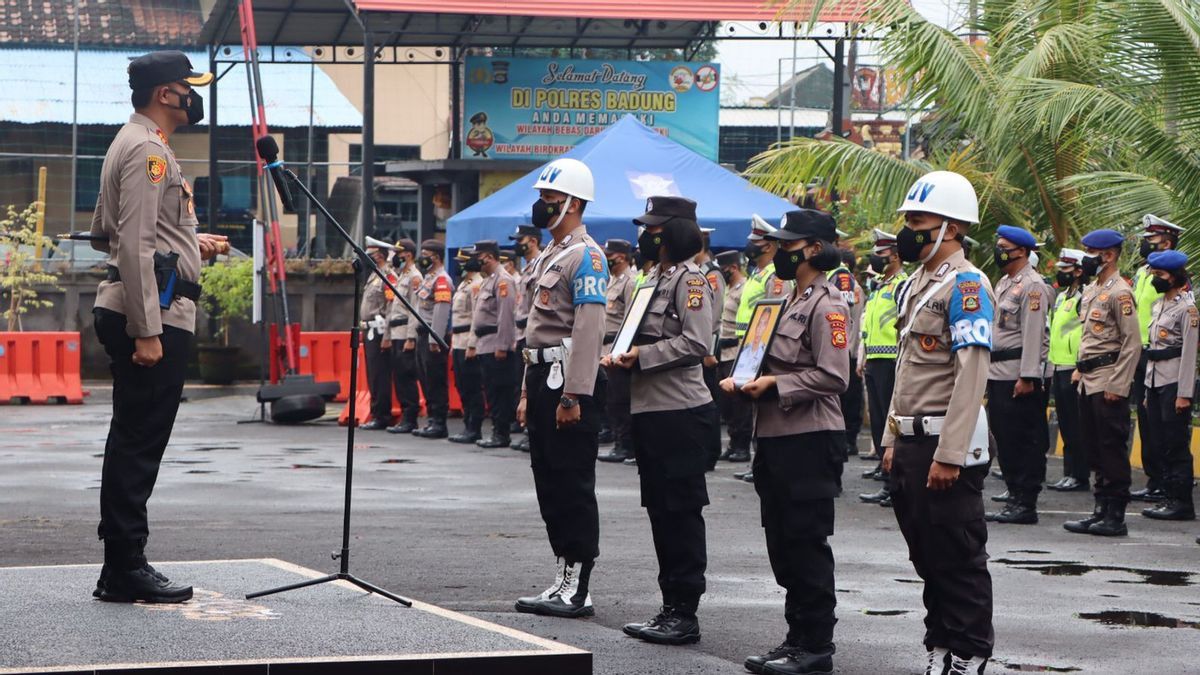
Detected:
[{"left": 255, "top": 136, "right": 296, "bottom": 213}]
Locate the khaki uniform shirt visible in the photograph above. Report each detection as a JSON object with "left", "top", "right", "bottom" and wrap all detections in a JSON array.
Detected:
[
  {"left": 1145, "top": 293, "right": 1198, "bottom": 398},
  {"left": 988, "top": 264, "right": 1049, "bottom": 381},
  {"left": 631, "top": 262, "right": 714, "bottom": 413},
  {"left": 473, "top": 267, "right": 518, "bottom": 354},
  {"left": 755, "top": 275, "right": 851, "bottom": 437},
  {"left": 360, "top": 265, "right": 393, "bottom": 329},
  {"left": 1077, "top": 275, "right": 1141, "bottom": 398},
  {"left": 703, "top": 260, "right": 726, "bottom": 353},
  {"left": 388, "top": 265, "right": 423, "bottom": 341},
  {"left": 523, "top": 226, "right": 608, "bottom": 396},
  {"left": 719, "top": 279, "right": 746, "bottom": 363},
  {"left": 882, "top": 250, "right": 996, "bottom": 466},
  {"left": 603, "top": 267, "right": 637, "bottom": 355},
  {"left": 451, "top": 274, "right": 481, "bottom": 350},
  {"left": 417, "top": 267, "right": 453, "bottom": 345},
  {"left": 91, "top": 114, "right": 200, "bottom": 337},
  {"left": 515, "top": 253, "right": 540, "bottom": 335}
]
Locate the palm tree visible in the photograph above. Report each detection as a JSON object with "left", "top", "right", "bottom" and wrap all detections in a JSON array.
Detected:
[{"left": 748, "top": 0, "right": 1200, "bottom": 266}]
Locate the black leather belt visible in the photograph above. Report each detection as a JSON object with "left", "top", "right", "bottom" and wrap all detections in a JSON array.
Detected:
[
  {"left": 451, "top": 325, "right": 470, "bottom": 334},
  {"left": 718, "top": 338, "right": 739, "bottom": 349},
  {"left": 516, "top": 318, "right": 528, "bottom": 329},
  {"left": 991, "top": 348, "right": 1021, "bottom": 362},
  {"left": 474, "top": 326, "right": 498, "bottom": 337},
  {"left": 1146, "top": 347, "right": 1183, "bottom": 361},
  {"left": 1077, "top": 352, "right": 1119, "bottom": 373},
  {"left": 106, "top": 265, "right": 201, "bottom": 302},
  {"left": 388, "top": 318, "right": 408, "bottom": 327}
]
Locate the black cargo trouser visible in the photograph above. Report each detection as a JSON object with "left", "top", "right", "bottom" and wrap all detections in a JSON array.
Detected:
[
  {"left": 364, "top": 333, "right": 393, "bottom": 424},
  {"left": 452, "top": 347, "right": 484, "bottom": 434},
  {"left": 632, "top": 404, "right": 715, "bottom": 607},
  {"left": 864, "top": 358, "right": 896, "bottom": 458},
  {"left": 1051, "top": 369, "right": 1088, "bottom": 483},
  {"left": 1078, "top": 389, "right": 1132, "bottom": 502},
  {"left": 718, "top": 359, "right": 753, "bottom": 451},
  {"left": 1132, "top": 353, "right": 1159, "bottom": 489},
  {"left": 480, "top": 352, "right": 516, "bottom": 438},
  {"left": 986, "top": 379, "right": 1048, "bottom": 506},
  {"left": 702, "top": 363, "right": 722, "bottom": 468},
  {"left": 415, "top": 332, "right": 449, "bottom": 422},
  {"left": 525, "top": 362, "right": 601, "bottom": 563},
  {"left": 890, "top": 434, "right": 994, "bottom": 659},
  {"left": 753, "top": 431, "right": 842, "bottom": 653},
  {"left": 841, "top": 358, "right": 864, "bottom": 457},
  {"left": 95, "top": 308, "right": 191, "bottom": 561},
  {"left": 390, "top": 342, "right": 420, "bottom": 425},
  {"left": 1144, "top": 382, "right": 1195, "bottom": 507},
  {"left": 605, "top": 362, "right": 633, "bottom": 449}
]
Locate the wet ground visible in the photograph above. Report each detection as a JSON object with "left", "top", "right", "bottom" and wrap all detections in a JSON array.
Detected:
[{"left": 2, "top": 388, "right": 1198, "bottom": 674}]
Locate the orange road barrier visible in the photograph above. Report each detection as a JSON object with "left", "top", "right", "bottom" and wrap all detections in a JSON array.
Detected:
[{"left": 0, "top": 332, "right": 85, "bottom": 404}]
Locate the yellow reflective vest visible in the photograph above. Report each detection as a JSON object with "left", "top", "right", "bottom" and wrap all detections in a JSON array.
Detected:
[
  {"left": 861, "top": 271, "right": 907, "bottom": 360},
  {"left": 1048, "top": 289, "right": 1083, "bottom": 367},
  {"left": 735, "top": 263, "right": 778, "bottom": 338},
  {"left": 1132, "top": 264, "right": 1161, "bottom": 346}
]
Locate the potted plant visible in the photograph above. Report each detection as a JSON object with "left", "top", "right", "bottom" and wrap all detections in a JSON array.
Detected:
[{"left": 197, "top": 258, "right": 253, "bottom": 384}]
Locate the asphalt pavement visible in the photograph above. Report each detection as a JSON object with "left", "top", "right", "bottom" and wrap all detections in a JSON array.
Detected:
[{"left": 1, "top": 389, "right": 1197, "bottom": 674}]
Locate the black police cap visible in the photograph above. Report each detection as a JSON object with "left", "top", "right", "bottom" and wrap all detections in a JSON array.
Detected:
[
  {"left": 634, "top": 195, "right": 697, "bottom": 227},
  {"left": 766, "top": 209, "right": 837, "bottom": 242},
  {"left": 509, "top": 225, "right": 540, "bottom": 240},
  {"left": 715, "top": 250, "right": 743, "bottom": 267},
  {"left": 128, "top": 51, "right": 213, "bottom": 90},
  {"left": 604, "top": 239, "right": 633, "bottom": 256},
  {"left": 472, "top": 240, "right": 500, "bottom": 257},
  {"left": 420, "top": 239, "right": 445, "bottom": 255}
]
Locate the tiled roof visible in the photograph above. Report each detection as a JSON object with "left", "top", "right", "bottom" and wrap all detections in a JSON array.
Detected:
[{"left": 0, "top": 0, "right": 203, "bottom": 47}]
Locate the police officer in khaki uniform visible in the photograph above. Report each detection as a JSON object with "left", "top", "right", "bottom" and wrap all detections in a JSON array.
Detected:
[
  {"left": 1140, "top": 250, "right": 1198, "bottom": 521},
  {"left": 727, "top": 210, "right": 849, "bottom": 675},
  {"left": 471, "top": 240, "right": 519, "bottom": 448},
  {"left": 881, "top": 171, "right": 995, "bottom": 674},
  {"left": 386, "top": 238, "right": 423, "bottom": 434},
  {"left": 1064, "top": 229, "right": 1142, "bottom": 537},
  {"left": 449, "top": 248, "right": 485, "bottom": 444},
  {"left": 608, "top": 198, "right": 715, "bottom": 646},
  {"left": 985, "top": 225, "right": 1050, "bottom": 525},
  {"left": 513, "top": 158, "right": 608, "bottom": 618},
  {"left": 90, "top": 51, "right": 227, "bottom": 602},
  {"left": 413, "top": 241, "right": 454, "bottom": 439},
  {"left": 714, "top": 251, "right": 750, "bottom": 462},
  {"left": 598, "top": 239, "right": 637, "bottom": 463},
  {"left": 511, "top": 225, "right": 544, "bottom": 452},
  {"left": 359, "top": 237, "right": 396, "bottom": 430}
]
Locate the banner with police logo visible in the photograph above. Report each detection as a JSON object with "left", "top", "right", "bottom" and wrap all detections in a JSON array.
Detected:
[{"left": 463, "top": 56, "right": 720, "bottom": 161}]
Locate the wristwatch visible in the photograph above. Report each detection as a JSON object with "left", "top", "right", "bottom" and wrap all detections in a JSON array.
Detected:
[{"left": 559, "top": 396, "right": 578, "bottom": 409}]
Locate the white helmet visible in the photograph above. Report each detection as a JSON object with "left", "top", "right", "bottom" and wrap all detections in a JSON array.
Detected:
[
  {"left": 897, "top": 170, "right": 979, "bottom": 224},
  {"left": 532, "top": 158, "right": 595, "bottom": 202}
]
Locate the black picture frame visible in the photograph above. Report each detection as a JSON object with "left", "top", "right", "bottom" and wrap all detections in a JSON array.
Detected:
[{"left": 730, "top": 298, "right": 786, "bottom": 387}]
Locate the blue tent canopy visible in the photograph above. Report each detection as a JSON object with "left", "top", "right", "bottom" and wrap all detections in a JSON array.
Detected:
[{"left": 446, "top": 116, "right": 796, "bottom": 250}]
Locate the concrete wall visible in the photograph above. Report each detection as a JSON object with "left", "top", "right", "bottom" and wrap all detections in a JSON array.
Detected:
[{"left": 16, "top": 267, "right": 358, "bottom": 380}]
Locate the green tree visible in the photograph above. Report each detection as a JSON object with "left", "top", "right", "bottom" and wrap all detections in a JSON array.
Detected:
[
  {"left": 0, "top": 204, "right": 59, "bottom": 331},
  {"left": 748, "top": 0, "right": 1200, "bottom": 270},
  {"left": 198, "top": 258, "right": 254, "bottom": 346}
]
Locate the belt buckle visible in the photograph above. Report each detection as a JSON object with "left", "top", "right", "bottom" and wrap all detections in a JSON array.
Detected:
[
  {"left": 887, "top": 415, "right": 901, "bottom": 438},
  {"left": 522, "top": 349, "right": 534, "bottom": 365}
]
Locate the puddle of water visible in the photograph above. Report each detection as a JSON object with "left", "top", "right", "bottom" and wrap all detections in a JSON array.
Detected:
[
  {"left": 187, "top": 445, "right": 240, "bottom": 452},
  {"left": 994, "top": 559, "right": 1194, "bottom": 586},
  {"left": 161, "top": 459, "right": 212, "bottom": 465},
  {"left": 380, "top": 458, "right": 416, "bottom": 464},
  {"left": 282, "top": 447, "right": 318, "bottom": 454},
  {"left": 996, "top": 659, "right": 1081, "bottom": 672},
  {"left": 861, "top": 609, "right": 911, "bottom": 616},
  {"left": 290, "top": 464, "right": 337, "bottom": 470},
  {"left": 894, "top": 578, "right": 923, "bottom": 584},
  {"left": 185, "top": 470, "right": 215, "bottom": 474},
  {"left": 1007, "top": 550, "right": 1051, "bottom": 555},
  {"left": 1078, "top": 610, "right": 1200, "bottom": 630}
]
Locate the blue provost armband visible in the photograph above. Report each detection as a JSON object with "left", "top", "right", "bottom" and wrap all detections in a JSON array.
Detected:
[
  {"left": 949, "top": 271, "right": 993, "bottom": 351},
  {"left": 572, "top": 247, "right": 609, "bottom": 305}
]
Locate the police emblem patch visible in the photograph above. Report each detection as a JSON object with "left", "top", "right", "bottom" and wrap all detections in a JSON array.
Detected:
[
  {"left": 147, "top": 155, "right": 167, "bottom": 184},
  {"left": 539, "top": 289, "right": 551, "bottom": 305},
  {"left": 1119, "top": 297, "right": 1134, "bottom": 316},
  {"left": 1093, "top": 322, "right": 1104, "bottom": 333},
  {"left": 687, "top": 289, "right": 703, "bottom": 310},
  {"left": 1159, "top": 328, "right": 1170, "bottom": 339},
  {"left": 1091, "top": 310, "right": 1103, "bottom": 319},
  {"left": 772, "top": 279, "right": 785, "bottom": 295},
  {"left": 499, "top": 280, "right": 509, "bottom": 297},
  {"left": 826, "top": 312, "right": 848, "bottom": 349},
  {"left": 686, "top": 277, "right": 706, "bottom": 287},
  {"left": 958, "top": 280, "right": 981, "bottom": 312},
  {"left": 1099, "top": 293, "right": 1109, "bottom": 302},
  {"left": 589, "top": 249, "right": 603, "bottom": 272},
  {"left": 918, "top": 335, "right": 939, "bottom": 352},
  {"left": 706, "top": 272, "right": 720, "bottom": 291},
  {"left": 1028, "top": 291, "right": 1041, "bottom": 311}
]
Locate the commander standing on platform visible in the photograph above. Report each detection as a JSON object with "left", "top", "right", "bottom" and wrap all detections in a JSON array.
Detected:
[{"left": 90, "top": 51, "right": 227, "bottom": 603}]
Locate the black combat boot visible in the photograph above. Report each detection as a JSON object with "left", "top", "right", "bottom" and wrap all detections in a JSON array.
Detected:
[
  {"left": 359, "top": 419, "right": 388, "bottom": 430},
  {"left": 447, "top": 420, "right": 481, "bottom": 443},
  {"left": 98, "top": 539, "right": 191, "bottom": 603},
  {"left": 386, "top": 416, "right": 418, "bottom": 434},
  {"left": 477, "top": 434, "right": 511, "bottom": 449},
  {"left": 1087, "top": 499, "right": 1128, "bottom": 536},
  {"left": 414, "top": 419, "right": 449, "bottom": 439},
  {"left": 725, "top": 447, "right": 751, "bottom": 462},
  {"left": 1130, "top": 486, "right": 1166, "bottom": 502},
  {"left": 512, "top": 435, "right": 531, "bottom": 452},
  {"left": 1064, "top": 497, "right": 1106, "bottom": 533},
  {"left": 859, "top": 487, "right": 890, "bottom": 504},
  {"left": 637, "top": 598, "right": 701, "bottom": 645},
  {"left": 986, "top": 502, "right": 1038, "bottom": 525},
  {"left": 598, "top": 443, "right": 634, "bottom": 463},
  {"left": 745, "top": 641, "right": 797, "bottom": 674},
  {"left": 762, "top": 647, "right": 834, "bottom": 674}
]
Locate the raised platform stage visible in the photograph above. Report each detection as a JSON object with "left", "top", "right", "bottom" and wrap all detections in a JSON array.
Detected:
[{"left": 0, "top": 559, "right": 590, "bottom": 674}]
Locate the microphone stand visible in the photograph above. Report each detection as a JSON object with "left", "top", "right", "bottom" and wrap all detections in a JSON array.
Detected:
[{"left": 245, "top": 167, "right": 447, "bottom": 606}]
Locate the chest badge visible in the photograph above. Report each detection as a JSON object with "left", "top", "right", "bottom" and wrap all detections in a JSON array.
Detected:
[
  {"left": 918, "top": 335, "right": 939, "bottom": 352},
  {"left": 147, "top": 155, "right": 167, "bottom": 184}
]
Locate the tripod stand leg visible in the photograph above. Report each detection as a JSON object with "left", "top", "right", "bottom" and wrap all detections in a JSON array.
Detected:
[
  {"left": 344, "top": 574, "right": 413, "bottom": 607},
  {"left": 246, "top": 573, "right": 339, "bottom": 600}
]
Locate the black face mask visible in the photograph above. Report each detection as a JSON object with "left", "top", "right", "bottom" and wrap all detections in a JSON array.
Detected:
[
  {"left": 638, "top": 229, "right": 663, "bottom": 263},
  {"left": 607, "top": 258, "right": 619, "bottom": 270},
  {"left": 170, "top": 89, "right": 204, "bottom": 125},
  {"left": 744, "top": 243, "right": 764, "bottom": 259},
  {"left": 1055, "top": 271, "right": 1074, "bottom": 288},
  {"left": 1080, "top": 254, "right": 1102, "bottom": 277},
  {"left": 896, "top": 226, "right": 939, "bottom": 263},
  {"left": 868, "top": 254, "right": 889, "bottom": 274},
  {"left": 417, "top": 255, "right": 434, "bottom": 271},
  {"left": 531, "top": 199, "right": 567, "bottom": 229},
  {"left": 774, "top": 246, "right": 803, "bottom": 281},
  {"left": 1151, "top": 276, "right": 1174, "bottom": 293},
  {"left": 1139, "top": 239, "right": 1155, "bottom": 260},
  {"left": 463, "top": 258, "right": 482, "bottom": 273},
  {"left": 391, "top": 255, "right": 405, "bottom": 268},
  {"left": 514, "top": 242, "right": 529, "bottom": 256},
  {"left": 993, "top": 246, "right": 1018, "bottom": 270},
  {"left": 721, "top": 268, "right": 734, "bottom": 284}
]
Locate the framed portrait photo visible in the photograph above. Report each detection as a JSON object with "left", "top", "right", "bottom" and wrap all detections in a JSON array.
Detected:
[
  {"left": 610, "top": 282, "right": 658, "bottom": 358},
  {"left": 730, "top": 299, "right": 786, "bottom": 387}
]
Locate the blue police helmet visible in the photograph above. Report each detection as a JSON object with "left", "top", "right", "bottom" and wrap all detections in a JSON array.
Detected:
[
  {"left": 996, "top": 225, "right": 1037, "bottom": 250},
  {"left": 1148, "top": 250, "right": 1188, "bottom": 271},
  {"left": 1080, "top": 229, "right": 1125, "bottom": 250}
]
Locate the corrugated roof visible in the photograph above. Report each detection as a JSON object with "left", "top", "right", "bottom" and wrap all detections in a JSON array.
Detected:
[
  {"left": 0, "top": 48, "right": 362, "bottom": 129},
  {"left": 353, "top": 0, "right": 871, "bottom": 22},
  {"left": 720, "top": 106, "right": 924, "bottom": 128},
  {"left": 0, "top": 0, "right": 203, "bottom": 47}
]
